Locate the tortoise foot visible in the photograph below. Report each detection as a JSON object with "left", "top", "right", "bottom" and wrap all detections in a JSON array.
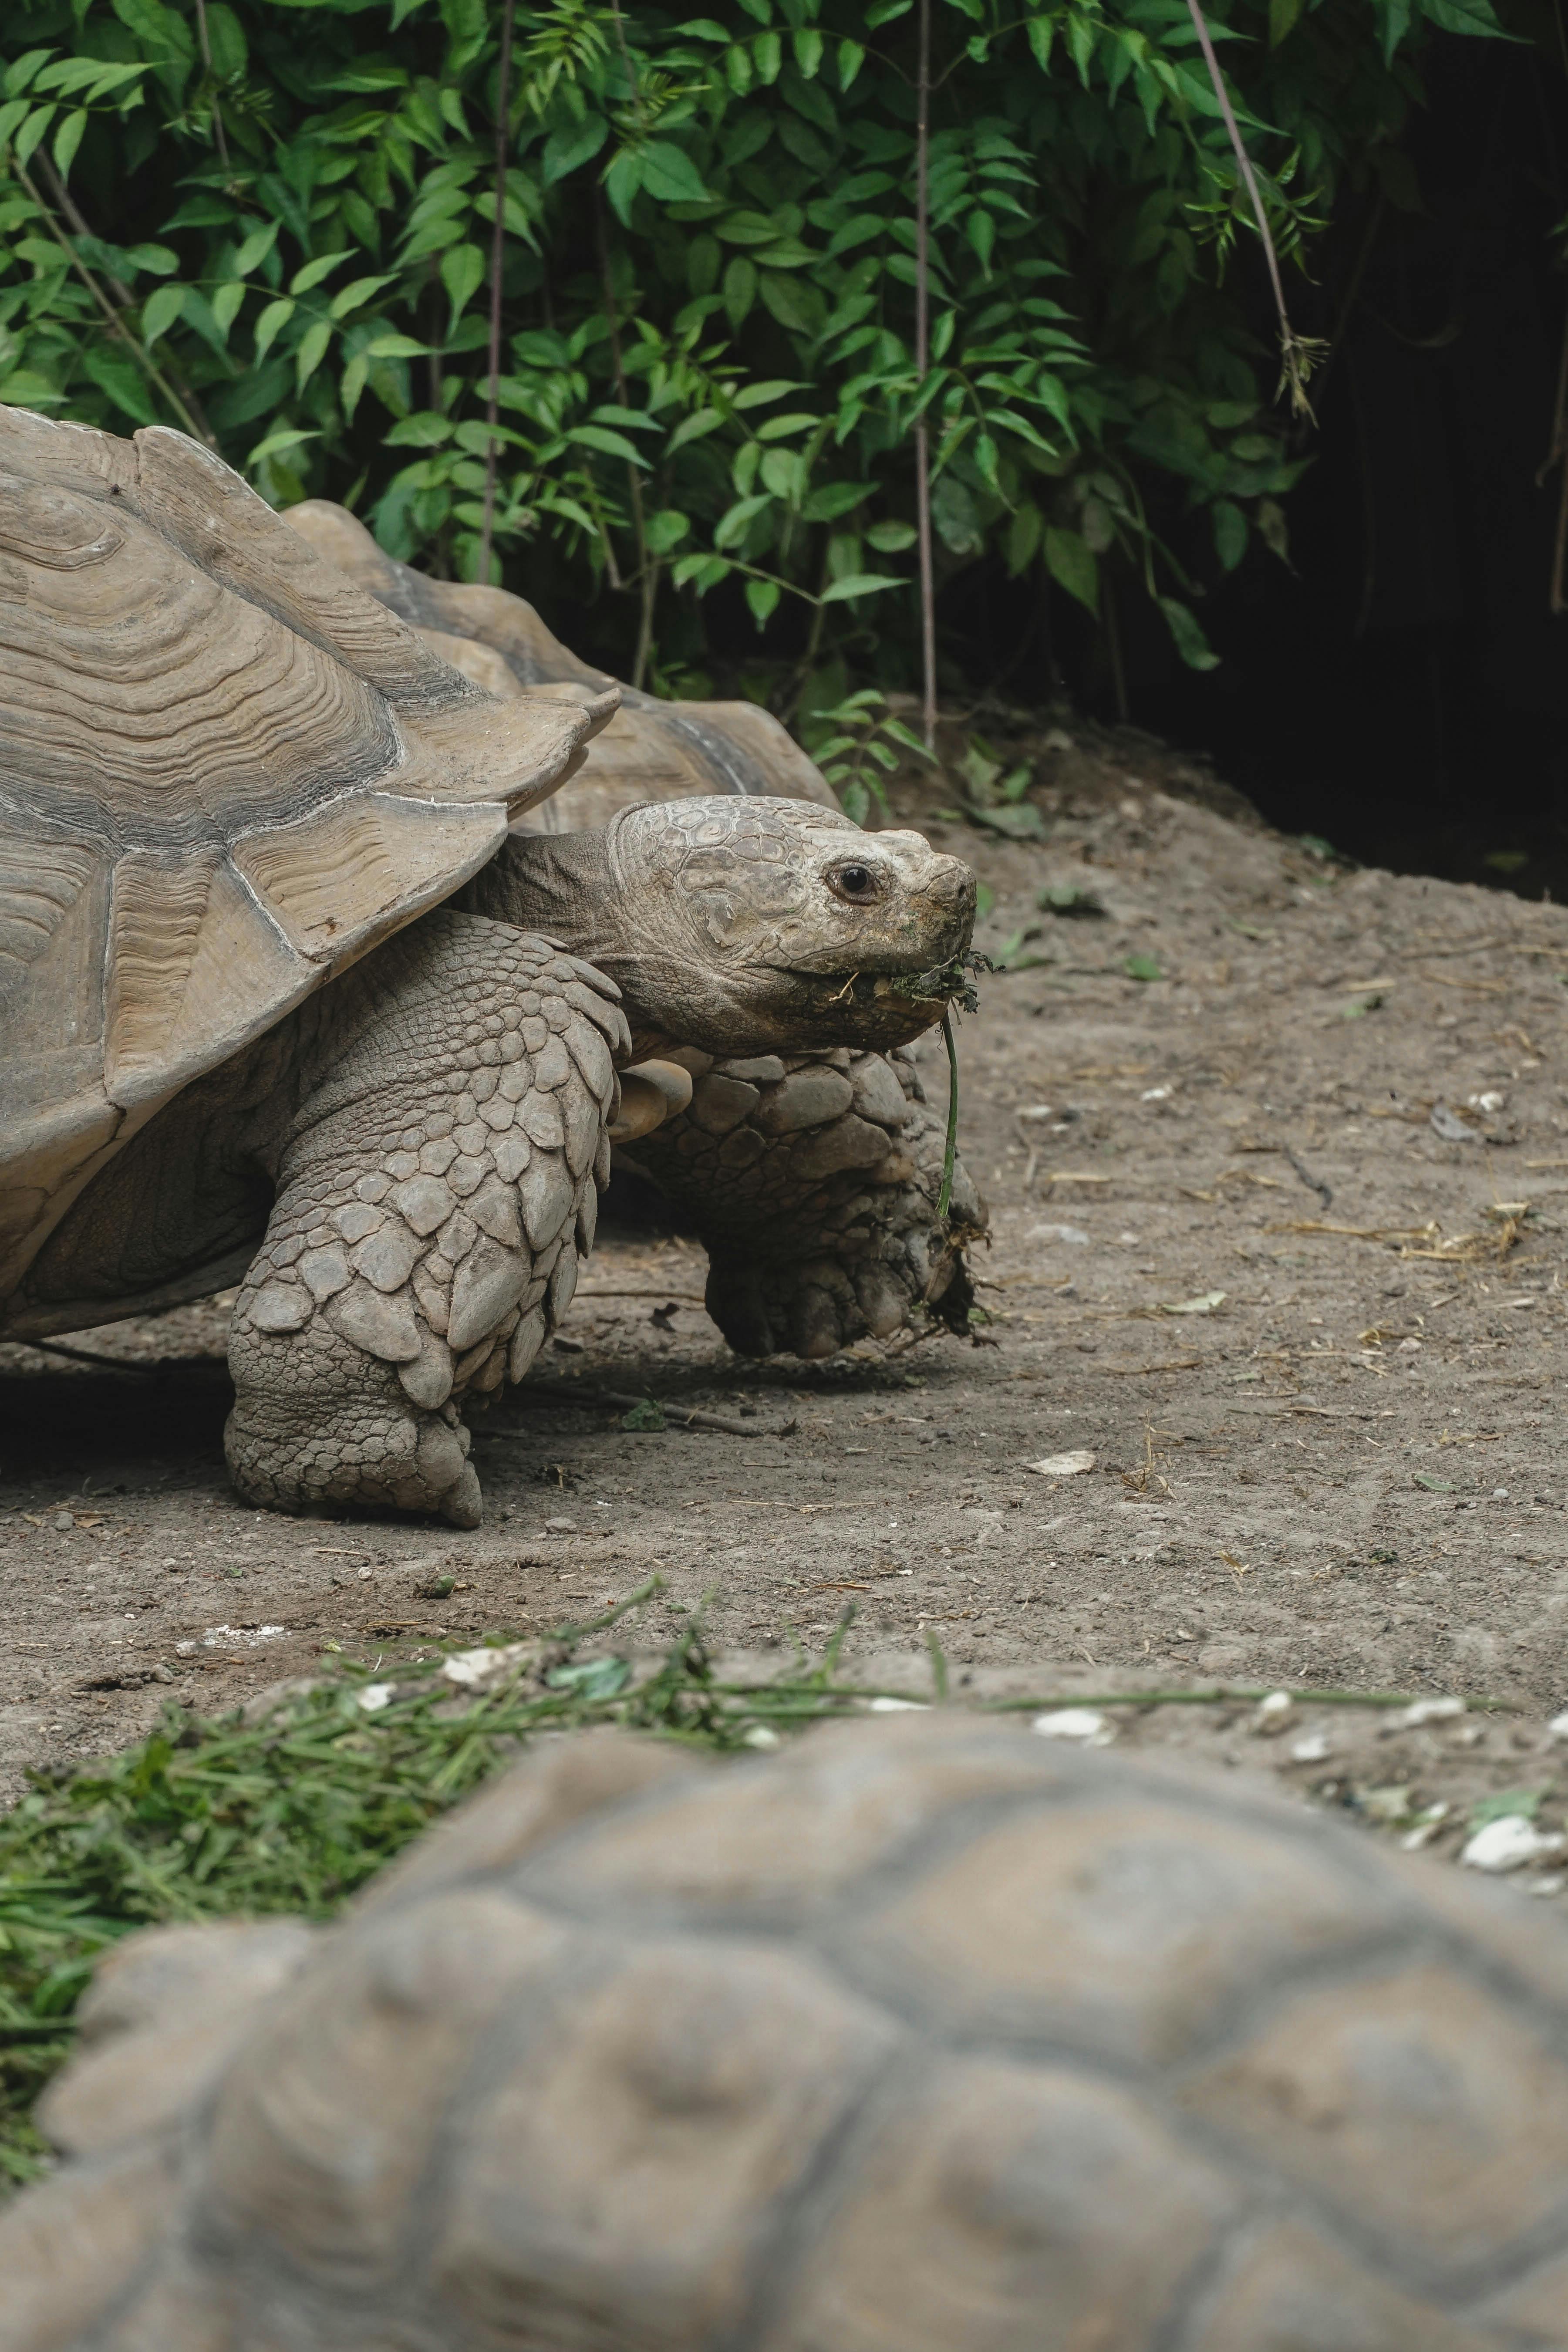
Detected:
[{"left": 225, "top": 1394, "right": 484, "bottom": 1526}]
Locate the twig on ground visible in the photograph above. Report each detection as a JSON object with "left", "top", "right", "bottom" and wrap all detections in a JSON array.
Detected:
[
  {"left": 484, "top": 1387, "right": 796, "bottom": 1438},
  {"left": 1284, "top": 1147, "right": 1332, "bottom": 1210}
]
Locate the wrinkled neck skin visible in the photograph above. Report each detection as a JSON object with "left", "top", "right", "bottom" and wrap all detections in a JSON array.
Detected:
[
  {"left": 468, "top": 823, "right": 679, "bottom": 1058},
  {"left": 474, "top": 796, "right": 977, "bottom": 1059}
]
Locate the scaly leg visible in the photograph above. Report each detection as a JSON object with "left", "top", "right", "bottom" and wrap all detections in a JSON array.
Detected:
[
  {"left": 225, "top": 911, "right": 624, "bottom": 1525},
  {"left": 620, "top": 1046, "right": 986, "bottom": 1360}
]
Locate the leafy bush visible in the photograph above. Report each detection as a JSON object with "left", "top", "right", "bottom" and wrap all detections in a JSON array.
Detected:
[{"left": 0, "top": 0, "right": 1507, "bottom": 702}]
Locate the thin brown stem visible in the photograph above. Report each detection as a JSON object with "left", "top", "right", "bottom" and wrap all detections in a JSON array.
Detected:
[
  {"left": 479, "top": 0, "right": 517, "bottom": 586},
  {"left": 35, "top": 152, "right": 215, "bottom": 445},
  {"left": 17, "top": 162, "right": 212, "bottom": 445},
  {"left": 595, "top": 191, "right": 652, "bottom": 680},
  {"left": 914, "top": 0, "right": 937, "bottom": 750},
  {"left": 1184, "top": 0, "right": 1320, "bottom": 418},
  {"left": 191, "top": 0, "right": 231, "bottom": 169}
]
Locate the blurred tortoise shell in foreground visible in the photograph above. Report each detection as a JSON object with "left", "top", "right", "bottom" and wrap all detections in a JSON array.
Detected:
[{"left": 4, "top": 1714, "right": 1568, "bottom": 2351}]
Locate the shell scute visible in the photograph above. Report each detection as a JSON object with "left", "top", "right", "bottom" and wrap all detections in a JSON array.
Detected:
[{"left": 0, "top": 407, "right": 614, "bottom": 1311}]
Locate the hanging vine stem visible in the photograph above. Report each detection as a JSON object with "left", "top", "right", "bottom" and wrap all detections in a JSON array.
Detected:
[
  {"left": 479, "top": 0, "right": 517, "bottom": 587},
  {"left": 14, "top": 161, "right": 212, "bottom": 445},
  {"left": 937, "top": 1006, "right": 959, "bottom": 1220},
  {"left": 1183, "top": 0, "right": 1325, "bottom": 420},
  {"left": 191, "top": 0, "right": 230, "bottom": 171},
  {"left": 913, "top": 0, "right": 938, "bottom": 751}
]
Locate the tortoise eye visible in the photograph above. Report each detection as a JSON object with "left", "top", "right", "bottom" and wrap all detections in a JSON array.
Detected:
[{"left": 830, "top": 861, "right": 879, "bottom": 903}]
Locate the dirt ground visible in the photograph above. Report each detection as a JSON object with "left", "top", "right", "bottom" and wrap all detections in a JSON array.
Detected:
[{"left": 6, "top": 722, "right": 1568, "bottom": 1886}]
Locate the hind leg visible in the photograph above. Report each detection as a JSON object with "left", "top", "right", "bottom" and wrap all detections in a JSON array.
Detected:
[
  {"left": 225, "top": 912, "right": 623, "bottom": 1525},
  {"left": 620, "top": 1046, "right": 986, "bottom": 1360}
]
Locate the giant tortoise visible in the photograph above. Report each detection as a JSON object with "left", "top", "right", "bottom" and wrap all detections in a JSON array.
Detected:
[
  {"left": 0, "top": 407, "right": 977, "bottom": 1525},
  {"left": 3, "top": 1714, "right": 1567, "bottom": 2349},
  {"left": 280, "top": 499, "right": 987, "bottom": 1367}
]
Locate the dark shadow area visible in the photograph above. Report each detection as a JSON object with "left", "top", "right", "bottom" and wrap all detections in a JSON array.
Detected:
[
  {"left": 0, "top": 1364, "right": 232, "bottom": 1491},
  {"left": 952, "top": 29, "right": 1568, "bottom": 901}
]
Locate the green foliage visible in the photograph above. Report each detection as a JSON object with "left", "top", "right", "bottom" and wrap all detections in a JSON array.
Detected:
[{"left": 0, "top": 0, "right": 1510, "bottom": 699}]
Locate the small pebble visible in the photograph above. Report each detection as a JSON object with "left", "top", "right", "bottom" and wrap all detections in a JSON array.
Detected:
[
  {"left": 1461, "top": 1816, "right": 1567, "bottom": 1873},
  {"left": 1393, "top": 1696, "right": 1464, "bottom": 1730},
  {"left": 1031, "top": 1707, "right": 1113, "bottom": 1745},
  {"left": 1025, "top": 1450, "right": 1096, "bottom": 1479},
  {"left": 1290, "top": 1731, "right": 1332, "bottom": 1765},
  {"left": 357, "top": 1684, "right": 394, "bottom": 1714}
]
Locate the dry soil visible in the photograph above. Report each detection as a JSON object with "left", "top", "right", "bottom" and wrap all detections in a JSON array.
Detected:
[{"left": 6, "top": 722, "right": 1568, "bottom": 1883}]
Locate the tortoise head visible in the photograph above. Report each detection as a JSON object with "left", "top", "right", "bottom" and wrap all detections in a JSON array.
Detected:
[{"left": 496, "top": 796, "right": 976, "bottom": 1056}]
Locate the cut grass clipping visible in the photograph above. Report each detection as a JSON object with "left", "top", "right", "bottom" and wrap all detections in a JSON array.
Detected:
[{"left": 0, "top": 1580, "right": 1497, "bottom": 2190}]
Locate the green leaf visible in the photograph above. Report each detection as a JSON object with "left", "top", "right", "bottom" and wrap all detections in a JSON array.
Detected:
[
  {"left": 637, "top": 140, "right": 709, "bottom": 204},
  {"left": 570, "top": 424, "right": 652, "bottom": 466},
  {"left": 295, "top": 316, "right": 333, "bottom": 393},
  {"left": 330, "top": 275, "right": 396, "bottom": 320},
  {"left": 803, "top": 481, "right": 874, "bottom": 522},
  {"left": 543, "top": 115, "right": 608, "bottom": 184},
  {"left": 1269, "top": 0, "right": 1305, "bottom": 41},
  {"left": 746, "top": 575, "right": 782, "bottom": 627},
  {"left": 1157, "top": 595, "right": 1220, "bottom": 671},
  {"left": 758, "top": 271, "right": 824, "bottom": 335},
  {"left": 78, "top": 345, "right": 156, "bottom": 426},
  {"left": 290, "top": 250, "right": 353, "bottom": 297},
  {"left": 731, "top": 378, "right": 805, "bottom": 409},
  {"left": 755, "top": 411, "right": 818, "bottom": 441},
  {"left": 1212, "top": 499, "right": 1248, "bottom": 571},
  {"left": 51, "top": 108, "right": 86, "bottom": 185},
  {"left": 793, "top": 27, "right": 824, "bottom": 77},
  {"left": 440, "top": 242, "right": 486, "bottom": 326},
  {"left": 252, "top": 298, "right": 295, "bottom": 361},
  {"left": 1418, "top": 0, "right": 1514, "bottom": 34},
  {"left": 141, "top": 283, "right": 185, "bottom": 344},
  {"left": 1124, "top": 953, "right": 1162, "bottom": 982},
  {"left": 247, "top": 426, "right": 319, "bottom": 468},
  {"left": 1045, "top": 526, "right": 1099, "bottom": 616},
  {"left": 666, "top": 408, "right": 725, "bottom": 453},
  {"left": 865, "top": 518, "right": 917, "bottom": 550},
  {"left": 385, "top": 411, "right": 453, "bottom": 447},
  {"left": 14, "top": 105, "right": 57, "bottom": 171},
  {"left": 838, "top": 37, "right": 866, "bottom": 88},
  {"left": 234, "top": 222, "right": 280, "bottom": 277},
  {"left": 723, "top": 255, "right": 757, "bottom": 331},
  {"left": 644, "top": 508, "right": 690, "bottom": 554},
  {"left": 212, "top": 280, "right": 246, "bottom": 338},
  {"left": 819, "top": 572, "right": 904, "bottom": 604}
]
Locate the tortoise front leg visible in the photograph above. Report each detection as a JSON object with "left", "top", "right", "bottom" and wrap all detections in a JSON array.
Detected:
[
  {"left": 224, "top": 912, "right": 622, "bottom": 1526},
  {"left": 620, "top": 1047, "right": 986, "bottom": 1360}
]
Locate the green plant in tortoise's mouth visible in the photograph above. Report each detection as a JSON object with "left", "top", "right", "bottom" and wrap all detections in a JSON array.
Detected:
[{"left": 879, "top": 952, "right": 990, "bottom": 1219}]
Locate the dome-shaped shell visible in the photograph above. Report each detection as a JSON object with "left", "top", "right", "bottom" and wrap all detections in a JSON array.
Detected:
[
  {"left": 0, "top": 407, "right": 614, "bottom": 1310},
  {"left": 280, "top": 497, "right": 839, "bottom": 832},
  {"left": 6, "top": 1715, "right": 1568, "bottom": 2349}
]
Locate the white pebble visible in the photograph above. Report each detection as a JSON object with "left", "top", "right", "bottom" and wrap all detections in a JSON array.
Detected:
[
  {"left": 1025, "top": 1450, "right": 1096, "bottom": 1478},
  {"left": 1031, "top": 1707, "right": 1113, "bottom": 1744},
  {"left": 741, "top": 1724, "right": 780, "bottom": 1750},
  {"left": 357, "top": 1684, "right": 394, "bottom": 1714},
  {"left": 1393, "top": 1697, "right": 1465, "bottom": 1729},
  {"left": 442, "top": 1640, "right": 531, "bottom": 1688},
  {"left": 1461, "top": 1816, "right": 1567, "bottom": 1873},
  {"left": 1549, "top": 1709, "right": 1568, "bottom": 1742},
  {"left": 867, "top": 1696, "right": 930, "bottom": 1713},
  {"left": 1290, "top": 1732, "right": 1332, "bottom": 1764}
]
